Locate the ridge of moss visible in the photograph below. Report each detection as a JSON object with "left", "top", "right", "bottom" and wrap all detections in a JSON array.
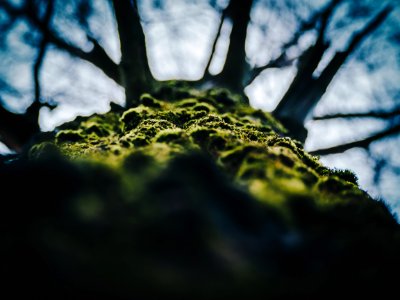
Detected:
[
  {"left": 8, "top": 87, "right": 398, "bottom": 298},
  {"left": 39, "top": 89, "right": 385, "bottom": 218}
]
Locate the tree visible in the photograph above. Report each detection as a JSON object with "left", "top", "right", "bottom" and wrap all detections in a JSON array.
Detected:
[
  {"left": 1, "top": 0, "right": 400, "bottom": 297},
  {"left": 0, "top": 3, "right": 397, "bottom": 173},
  {"left": 0, "top": 0, "right": 397, "bottom": 143},
  {"left": 1, "top": 0, "right": 399, "bottom": 212},
  {"left": 2, "top": 82, "right": 399, "bottom": 298}
]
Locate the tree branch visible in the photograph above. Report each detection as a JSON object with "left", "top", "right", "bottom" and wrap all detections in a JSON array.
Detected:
[
  {"left": 313, "top": 5, "right": 392, "bottom": 94},
  {"left": 272, "top": 4, "right": 392, "bottom": 141},
  {"left": 247, "top": 54, "right": 296, "bottom": 85},
  {"left": 247, "top": 0, "right": 342, "bottom": 86},
  {"left": 26, "top": 0, "right": 55, "bottom": 123},
  {"left": 313, "top": 107, "right": 400, "bottom": 120},
  {"left": 43, "top": 30, "right": 120, "bottom": 86},
  {"left": 346, "top": 5, "right": 392, "bottom": 55},
  {"left": 310, "top": 123, "right": 400, "bottom": 156},
  {"left": 202, "top": 7, "right": 227, "bottom": 79},
  {"left": 0, "top": 1, "right": 120, "bottom": 85}
]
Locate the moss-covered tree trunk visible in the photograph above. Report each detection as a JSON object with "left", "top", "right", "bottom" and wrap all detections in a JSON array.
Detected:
[{"left": 2, "top": 85, "right": 399, "bottom": 299}]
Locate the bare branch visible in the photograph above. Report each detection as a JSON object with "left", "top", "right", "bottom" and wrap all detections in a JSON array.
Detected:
[
  {"left": 83, "top": 35, "right": 121, "bottom": 84},
  {"left": 272, "top": 4, "right": 392, "bottom": 139},
  {"left": 202, "top": 8, "right": 227, "bottom": 79},
  {"left": 0, "top": 1, "right": 120, "bottom": 85},
  {"left": 313, "top": 5, "right": 392, "bottom": 94},
  {"left": 247, "top": 0, "right": 342, "bottom": 85},
  {"left": 247, "top": 54, "right": 296, "bottom": 85},
  {"left": 313, "top": 107, "right": 400, "bottom": 121},
  {"left": 310, "top": 123, "right": 400, "bottom": 156},
  {"left": 44, "top": 31, "right": 120, "bottom": 86},
  {"left": 346, "top": 5, "right": 392, "bottom": 55},
  {"left": 28, "top": 0, "right": 55, "bottom": 122}
]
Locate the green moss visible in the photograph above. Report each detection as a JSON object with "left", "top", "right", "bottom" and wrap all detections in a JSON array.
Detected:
[
  {"left": 154, "top": 128, "right": 185, "bottom": 143},
  {"left": 192, "top": 102, "right": 217, "bottom": 113},
  {"left": 140, "top": 93, "right": 163, "bottom": 108},
  {"left": 206, "top": 88, "right": 242, "bottom": 106},
  {"left": 175, "top": 98, "right": 198, "bottom": 108},
  {"left": 153, "top": 80, "right": 198, "bottom": 101},
  {"left": 49, "top": 91, "right": 375, "bottom": 212},
  {"left": 220, "top": 145, "right": 265, "bottom": 174},
  {"left": 120, "top": 106, "right": 149, "bottom": 131},
  {"left": 29, "top": 141, "right": 60, "bottom": 160},
  {"left": 85, "top": 123, "right": 110, "bottom": 137},
  {"left": 318, "top": 177, "right": 353, "bottom": 193},
  {"left": 48, "top": 92, "right": 376, "bottom": 220},
  {"left": 330, "top": 168, "right": 358, "bottom": 185},
  {"left": 56, "top": 129, "right": 85, "bottom": 143},
  {"left": 18, "top": 87, "right": 400, "bottom": 298}
]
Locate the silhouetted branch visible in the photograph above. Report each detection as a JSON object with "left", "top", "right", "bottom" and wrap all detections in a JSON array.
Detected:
[
  {"left": 202, "top": 8, "right": 227, "bottom": 79},
  {"left": 272, "top": 0, "right": 339, "bottom": 121},
  {"left": 247, "top": 54, "right": 296, "bottom": 85},
  {"left": 0, "top": 0, "right": 120, "bottom": 85},
  {"left": 33, "top": 41, "right": 47, "bottom": 104},
  {"left": 247, "top": 0, "right": 342, "bottom": 85},
  {"left": 272, "top": 22, "right": 330, "bottom": 120},
  {"left": 272, "top": 4, "right": 392, "bottom": 143},
  {"left": 346, "top": 5, "right": 392, "bottom": 55},
  {"left": 310, "top": 123, "right": 400, "bottom": 156},
  {"left": 27, "top": 0, "right": 55, "bottom": 122},
  {"left": 314, "top": 107, "right": 400, "bottom": 120},
  {"left": 44, "top": 30, "right": 120, "bottom": 86},
  {"left": 313, "top": 5, "right": 392, "bottom": 95}
]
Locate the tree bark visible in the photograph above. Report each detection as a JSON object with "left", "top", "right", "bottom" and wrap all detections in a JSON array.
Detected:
[
  {"left": 112, "top": 0, "right": 155, "bottom": 106},
  {"left": 214, "top": 0, "right": 253, "bottom": 93}
]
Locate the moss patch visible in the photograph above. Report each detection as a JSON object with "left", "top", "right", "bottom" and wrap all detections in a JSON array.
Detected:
[{"left": 2, "top": 87, "right": 399, "bottom": 298}]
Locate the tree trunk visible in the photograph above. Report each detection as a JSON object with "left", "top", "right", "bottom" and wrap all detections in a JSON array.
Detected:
[
  {"left": 214, "top": 0, "right": 253, "bottom": 93},
  {"left": 272, "top": 36, "right": 328, "bottom": 142},
  {"left": 112, "top": 0, "right": 155, "bottom": 106}
]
